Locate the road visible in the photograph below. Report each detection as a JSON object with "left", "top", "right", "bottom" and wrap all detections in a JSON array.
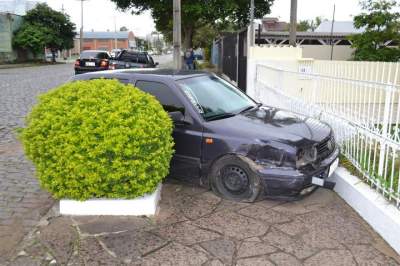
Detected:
[{"left": 153, "top": 53, "right": 173, "bottom": 68}]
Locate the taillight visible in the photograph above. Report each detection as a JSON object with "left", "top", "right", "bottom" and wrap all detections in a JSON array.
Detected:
[
  {"left": 74, "top": 59, "right": 80, "bottom": 67},
  {"left": 100, "top": 60, "right": 108, "bottom": 67}
]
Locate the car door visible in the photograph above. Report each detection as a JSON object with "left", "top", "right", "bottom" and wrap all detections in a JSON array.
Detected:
[{"left": 135, "top": 80, "right": 203, "bottom": 179}]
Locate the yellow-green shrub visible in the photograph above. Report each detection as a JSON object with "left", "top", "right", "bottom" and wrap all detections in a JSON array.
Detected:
[{"left": 21, "top": 79, "right": 174, "bottom": 200}]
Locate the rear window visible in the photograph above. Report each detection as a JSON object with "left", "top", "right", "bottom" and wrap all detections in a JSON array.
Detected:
[
  {"left": 80, "top": 51, "right": 109, "bottom": 59},
  {"left": 137, "top": 54, "right": 148, "bottom": 64}
]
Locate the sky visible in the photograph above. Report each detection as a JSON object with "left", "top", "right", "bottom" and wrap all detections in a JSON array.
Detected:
[{"left": 42, "top": 0, "right": 368, "bottom": 37}]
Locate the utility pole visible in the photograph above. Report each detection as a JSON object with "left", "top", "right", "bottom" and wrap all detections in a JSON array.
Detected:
[
  {"left": 78, "top": 0, "right": 88, "bottom": 53},
  {"left": 330, "top": 4, "right": 336, "bottom": 60},
  {"left": 249, "top": 0, "right": 255, "bottom": 46},
  {"left": 289, "top": 0, "right": 297, "bottom": 46},
  {"left": 114, "top": 15, "right": 117, "bottom": 50},
  {"left": 173, "top": 0, "right": 182, "bottom": 70}
]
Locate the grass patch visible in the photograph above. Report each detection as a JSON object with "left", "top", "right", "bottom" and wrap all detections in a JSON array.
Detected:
[{"left": 340, "top": 136, "right": 400, "bottom": 202}]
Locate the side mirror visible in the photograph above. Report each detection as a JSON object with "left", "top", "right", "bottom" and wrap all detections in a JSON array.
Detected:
[{"left": 169, "top": 111, "right": 184, "bottom": 124}]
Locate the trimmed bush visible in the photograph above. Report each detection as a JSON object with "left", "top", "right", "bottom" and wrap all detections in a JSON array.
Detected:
[{"left": 21, "top": 79, "right": 174, "bottom": 200}]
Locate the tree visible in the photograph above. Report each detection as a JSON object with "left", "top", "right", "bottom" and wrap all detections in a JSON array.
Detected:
[
  {"left": 111, "top": 0, "right": 274, "bottom": 49},
  {"left": 120, "top": 26, "right": 129, "bottom": 31},
  {"left": 296, "top": 17, "right": 324, "bottom": 32},
  {"left": 297, "top": 20, "right": 311, "bottom": 31},
  {"left": 350, "top": 0, "right": 400, "bottom": 62},
  {"left": 13, "top": 3, "right": 76, "bottom": 62}
]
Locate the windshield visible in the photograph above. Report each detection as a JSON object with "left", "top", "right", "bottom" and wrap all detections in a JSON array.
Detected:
[{"left": 178, "top": 75, "right": 257, "bottom": 121}]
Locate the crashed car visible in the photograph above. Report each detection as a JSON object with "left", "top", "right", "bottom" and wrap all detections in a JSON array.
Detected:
[{"left": 73, "top": 69, "right": 339, "bottom": 202}]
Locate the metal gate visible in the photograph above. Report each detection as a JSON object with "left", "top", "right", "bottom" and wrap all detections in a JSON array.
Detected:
[
  {"left": 238, "top": 29, "right": 247, "bottom": 91},
  {"left": 218, "top": 29, "right": 248, "bottom": 92},
  {"left": 222, "top": 33, "right": 237, "bottom": 83}
]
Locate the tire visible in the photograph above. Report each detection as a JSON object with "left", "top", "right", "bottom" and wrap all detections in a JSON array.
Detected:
[{"left": 209, "top": 155, "right": 262, "bottom": 202}]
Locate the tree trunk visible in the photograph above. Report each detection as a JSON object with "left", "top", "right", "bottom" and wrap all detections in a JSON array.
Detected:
[{"left": 183, "top": 26, "right": 194, "bottom": 50}]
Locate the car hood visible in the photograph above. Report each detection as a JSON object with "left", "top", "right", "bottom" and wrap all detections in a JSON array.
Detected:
[{"left": 206, "top": 106, "right": 331, "bottom": 146}]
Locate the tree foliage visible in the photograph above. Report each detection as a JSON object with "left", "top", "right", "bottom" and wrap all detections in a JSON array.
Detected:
[
  {"left": 111, "top": 0, "right": 274, "bottom": 48},
  {"left": 296, "top": 17, "right": 324, "bottom": 32},
  {"left": 13, "top": 3, "right": 76, "bottom": 61},
  {"left": 350, "top": 0, "right": 400, "bottom": 61}
]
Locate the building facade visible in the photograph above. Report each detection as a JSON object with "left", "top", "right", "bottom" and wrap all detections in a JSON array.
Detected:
[
  {"left": 256, "top": 20, "right": 369, "bottom": 60},
  {"left": 0, "top": 13, "right": 23, "bottom": 62},
  {"left": 72, "top": 31, "right": 136, "bottom": 55}
]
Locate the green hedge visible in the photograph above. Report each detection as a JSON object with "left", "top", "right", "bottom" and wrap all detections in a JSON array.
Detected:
[{"left": 21, "top": 79, "right": 174, "bottom": 200}]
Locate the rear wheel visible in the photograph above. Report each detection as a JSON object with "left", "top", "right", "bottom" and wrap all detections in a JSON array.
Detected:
[{"left": 209, "top": 155, "right": 262, "bottom": 202}]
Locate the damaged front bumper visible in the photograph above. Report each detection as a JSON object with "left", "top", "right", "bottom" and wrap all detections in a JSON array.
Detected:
[{"left": 257, "top": 146, "right": 340, "bottom": 200}]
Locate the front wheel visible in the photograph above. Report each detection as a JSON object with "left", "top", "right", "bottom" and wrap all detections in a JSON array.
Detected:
[{"left": 209, "top": 155, "right": 262, "bottom": 202}]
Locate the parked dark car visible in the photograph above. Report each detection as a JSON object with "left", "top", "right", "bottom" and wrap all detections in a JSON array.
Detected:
[
  {"left": 74, "top": 50, "right": 111, "bottom": 75},
  {"left": 73, "top": 69, "right": 339, "bottom": 202},
  {"left": 109, "top": 50, "right": 158, "bottom": 70}
]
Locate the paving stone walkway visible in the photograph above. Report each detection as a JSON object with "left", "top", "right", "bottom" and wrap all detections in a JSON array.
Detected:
[{"left": 8, "top": 180, "right": 400, "bottom": 266}]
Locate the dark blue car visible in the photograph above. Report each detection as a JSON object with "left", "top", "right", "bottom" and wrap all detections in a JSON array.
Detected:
[{"left": 73, "top": 69, "right": 339, "bottom": 202}]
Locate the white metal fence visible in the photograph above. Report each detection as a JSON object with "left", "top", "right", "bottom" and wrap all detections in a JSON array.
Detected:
[{"left": 254, "top": 62, "right": 400, "bottom": 208}]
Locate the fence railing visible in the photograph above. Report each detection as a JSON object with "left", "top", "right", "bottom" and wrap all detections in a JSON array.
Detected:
[{"left": 255, "top": 62, "right": 400, "bottom": 208}]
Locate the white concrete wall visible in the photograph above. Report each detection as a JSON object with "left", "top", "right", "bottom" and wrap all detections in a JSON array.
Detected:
[
  {"left": 246, "top": 46, "right": 302, "bottom": 98},
  {"left": 302, "top": 45, "right": 355, "bottom": 61}
]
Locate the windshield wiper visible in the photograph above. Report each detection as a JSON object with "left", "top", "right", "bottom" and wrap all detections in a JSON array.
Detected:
[
  {"left": 238, "top": 103, "right": 262, "bottom": 114},
  {"left": 206, "top": 113, "right": 237, "bottom": 121}
]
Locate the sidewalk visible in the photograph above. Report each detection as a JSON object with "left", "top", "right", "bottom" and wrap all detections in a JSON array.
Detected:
[
  {"left": 0, "top": 62, "right": 68, "bottom": 70},
  {"left": 8, "top": 180, "right": 400, "bottom": 266}
]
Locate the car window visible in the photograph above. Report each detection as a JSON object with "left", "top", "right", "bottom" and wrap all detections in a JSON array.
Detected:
[
  {"left": 135, "top": 81, "right": 185, "bottom": 113},
  {"left": 137, "top": 54, "right": 148, "bottom": 64},
  {"left": 97, "top": 52, "right": 109, "bottom": 59},
  {"left": 147, "top": 55, "right": 155, "bottom": 65},
  {"left": 119, "top": 51, "right": 137, "bottom": 63},
  {"left": 80, "top": 51, "right": 109, "bottom": 59}
]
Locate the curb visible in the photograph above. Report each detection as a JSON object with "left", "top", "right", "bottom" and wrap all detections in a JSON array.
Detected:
[
  {"left": 59, "top": 184, "right": 162, "bottom": 216},
  {"left": 329, "top": 167, "right": 400, "bottom": 254}
]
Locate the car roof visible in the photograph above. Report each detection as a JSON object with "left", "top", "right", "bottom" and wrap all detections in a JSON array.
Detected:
[
  {"left": 81, "top": 50, "right": 109, "bottom": 53},
  {"left": 120, "top": 49, "right": 147, "bottom": 54},
  {"left": 76, "top": 68, "right": 210, "bottom": 81}
]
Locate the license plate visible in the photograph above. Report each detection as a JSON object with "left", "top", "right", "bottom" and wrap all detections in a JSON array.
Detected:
[
  {"left": 328, "top": 158, "right": 339, "bottom": 177},
  {"left": 85, "top": 62, "right": 95, "bottom": 66}
]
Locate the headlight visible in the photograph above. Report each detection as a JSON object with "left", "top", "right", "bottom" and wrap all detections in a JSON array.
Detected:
[
  {"left": 256, "top": 147, "right": 286, "bottom": 166},
  {"left": 296, "top": 146, "right": 317, "bottom": 168}
]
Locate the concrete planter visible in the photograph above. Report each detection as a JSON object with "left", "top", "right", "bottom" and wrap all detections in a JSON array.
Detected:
[
  {"left": 328, "top": 167, "right": 400, "bottom": 254},
  {"left": 59, "top": 184, "right": 162, "bottom": 216}
]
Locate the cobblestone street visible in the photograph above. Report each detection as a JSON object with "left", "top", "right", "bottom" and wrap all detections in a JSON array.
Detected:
[{"left": 0, "top": 64, "right": 74, "bottom": 263}]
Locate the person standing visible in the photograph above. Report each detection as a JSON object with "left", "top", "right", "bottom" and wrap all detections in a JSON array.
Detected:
[{"left": 184, "top": 48, "right": 195, "bottom": 70}]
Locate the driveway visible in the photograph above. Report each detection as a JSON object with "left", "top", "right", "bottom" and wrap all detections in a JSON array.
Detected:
[{"left": 9, "top": 180, "right": 400, "bottom": 265}]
